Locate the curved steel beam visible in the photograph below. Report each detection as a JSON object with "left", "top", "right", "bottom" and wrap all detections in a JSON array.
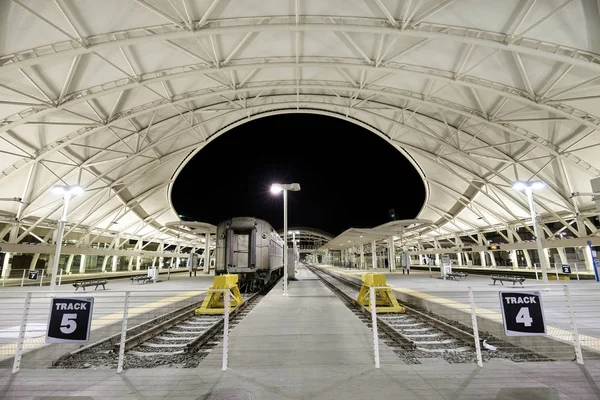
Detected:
[
  {"left": 3, "top": 59, "right": 599, "bottom": 139},
  {"left": 14, "top": 90, "right": 582, "bottom": 240},
  {"left": 2, "top": 18, "right": 599, "bottom": 73},
  {"left": 2, "top": 82, "right": 596, "bottom": 190}
]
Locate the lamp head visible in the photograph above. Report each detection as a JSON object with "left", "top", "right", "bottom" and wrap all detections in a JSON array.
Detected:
[
  {"left": 70, "top": 185, "right": 84, "bottom": 195},
  {"left": 512, "top": 180, "right": 545, "bottom": 191},
  {"left": 51, "top": 185, "right": 84, "bottom": 196},
  {"left": 270, "top": 183, "right": 283, "bottom": 194},
  {"left": 531, "top": 181, "right": 545, "bottom": 190},
  {"left": 512, "top": 181, "right": 526, "bottom": 191}
]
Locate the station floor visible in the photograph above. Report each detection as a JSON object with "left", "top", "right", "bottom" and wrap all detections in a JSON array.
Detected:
[
  {"left": 0, "top": 267, "right": 192, "bottom": 288},
  {"left": 322, "top": 265, "right": 600, "bottom": 354},
  {"left": 0, "top": 272, "right": 214, "bottom": 361},
  {"left": 1, "top": 264, "right": 599, "bottom": 399}
]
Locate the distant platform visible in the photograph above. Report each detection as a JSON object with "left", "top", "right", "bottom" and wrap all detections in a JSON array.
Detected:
[{"left": 0, "top": 267, "right": 214, "bottom": 288}]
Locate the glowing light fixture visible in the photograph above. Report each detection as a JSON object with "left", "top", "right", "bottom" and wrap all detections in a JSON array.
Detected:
[
  {"left": 512, "top": 180, "right": 549, "bottom": 283},
  {"left": 49, "top": 185, "right": 85, "bottom": 292},
  {"left": 270, "top": 182, "right": 301, "bottom": 296}
]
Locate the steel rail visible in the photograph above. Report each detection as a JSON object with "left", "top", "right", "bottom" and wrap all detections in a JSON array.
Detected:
[
  {"left": 123, "top": 275, "right": 282, "bottom": 353},
  {"left": 117, "top": 306, "right": 201, "bottom": 352},
  {"left": 304, "top": 263, "right": 417, "bottom": 350},
  {"left": 311, "top": 264, "right": 476, "bottom": 347},
  {"left": 53, "top": 300, "right": 202, "bottom": 366},
  {"left": 185, "top": 290, "right": 262, "bottom": 351}
]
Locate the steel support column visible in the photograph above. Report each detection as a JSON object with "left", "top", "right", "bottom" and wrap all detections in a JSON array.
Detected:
[
  {"left": 371, "top": 241, "right": 377, "bottom": 269},
  {"left": 204, "top": 233, "right": 211, "bottom": 274},
  {"left": 388, "top": 237, "right": 396, "bottom": 272},
  {"left": 360, "top": 243, "right": 364, "bottom": 269}
]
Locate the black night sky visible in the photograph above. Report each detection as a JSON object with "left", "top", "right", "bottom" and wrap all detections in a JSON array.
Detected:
[{"left": 172, "top": 114, "right": 425, "bottom": 236}]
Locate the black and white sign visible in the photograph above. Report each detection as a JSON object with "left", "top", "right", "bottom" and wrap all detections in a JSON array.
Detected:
[
  {"left": 499, "top": 291, "right": 546, "bottom": 336},
  {"left": 46, "top": 297, "right": 94, "bottom": 343},
  {"left": 561, "top": 264, "right": 572, "bottom": 274},
  {"left": 28, "top": 270, "right": 39, "bottom": 280}
]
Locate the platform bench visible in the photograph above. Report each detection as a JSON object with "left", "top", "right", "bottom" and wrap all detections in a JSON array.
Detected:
[
  {"left": 73, "top": 279, "right": 107, "bottom": 291},
  {"left": 446, "top": 272, "right": 468, "bottom": 281},
  {"left": 130, "top": 275, "right": 153, "bottom": 284},
  {"left": 490, "top": 275, "right": 525, "bottom": 287}
]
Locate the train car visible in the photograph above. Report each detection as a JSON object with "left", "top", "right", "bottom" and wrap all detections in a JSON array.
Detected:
[{"left": 215, "top": 216, "right": 284, "bottom": 291}]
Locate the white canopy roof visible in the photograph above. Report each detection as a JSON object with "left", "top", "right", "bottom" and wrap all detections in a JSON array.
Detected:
[{"left": 1, "top": 0, "right": 599, "bottom": 246}]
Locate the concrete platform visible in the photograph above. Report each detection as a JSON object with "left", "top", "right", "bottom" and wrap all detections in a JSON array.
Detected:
[
  {"left": 322, "top": 265, "right": 600, "bottom": 358},
  {"left": 0, "top": 267, "right": 197, "bottom": 288},
  {"left": 1, "top": 263, "right": 600, "bottom": 399},
  {"left": 0, "top": 273, "right": 215, "bottom": 364},
  {"left": 408, "top": 264, "right": 596, "bottom": 280},
  {"left": 198, "top": 262, "right": 400, "bottom": 369}
]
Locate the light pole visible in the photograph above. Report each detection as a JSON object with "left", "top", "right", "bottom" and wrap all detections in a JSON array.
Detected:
[
  {"left": 271, "top": 183, "right": 301, "bottom": 296},
  {"left": 513, "top": 180, "right": 549, "bottom": 283},
  {"left": 49, "top": 185, "right": 84, "bottom": 292}
]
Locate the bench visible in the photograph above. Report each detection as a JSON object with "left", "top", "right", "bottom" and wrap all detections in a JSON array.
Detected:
[
  {"left": 445, "top": 272, "right": 468, "bottom": 281},
  {"left": 130, "top": 275, "right": 153, "bottom": 284},
  {"left": 490, "top": 275, "right": 525, "bottom": 287},
  {"left": 73, "top": 279, "right": 107, "bottom": 291}
]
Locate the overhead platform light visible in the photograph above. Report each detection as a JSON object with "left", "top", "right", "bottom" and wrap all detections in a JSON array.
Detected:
[
  {"left": 512, "top": 181, "right": 545, "bottom": 191},
  {"left": 51, "top": 185, "right": 84, "bottom": 196},
  {"left": 512, "top": 180, "right": 549, "bottom": 284}
]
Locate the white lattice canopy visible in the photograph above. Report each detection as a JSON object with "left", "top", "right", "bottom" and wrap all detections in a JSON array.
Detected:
[{"left": 1, "top": 0, "right": 599, "bottom": 246}]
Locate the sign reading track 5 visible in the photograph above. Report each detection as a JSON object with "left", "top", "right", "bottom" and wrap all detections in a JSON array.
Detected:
[
  {"left": 46, "top": 297, "right": 94, "bottom": 343},
  {"left": 499, "top": 291, "right": 546, "bottom": 336}
]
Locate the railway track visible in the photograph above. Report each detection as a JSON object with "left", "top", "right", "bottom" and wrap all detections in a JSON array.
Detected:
[
  {"left": 305, "top": 263, "right": 550, "bottom": 364},
  {"left": 53, "top": 281, "right": 277, "bottom": 369}
]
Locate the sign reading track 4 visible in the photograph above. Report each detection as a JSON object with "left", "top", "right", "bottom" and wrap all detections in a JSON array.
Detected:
[{"left": 499, "top": 291, "right": 546, "bottom": 336}]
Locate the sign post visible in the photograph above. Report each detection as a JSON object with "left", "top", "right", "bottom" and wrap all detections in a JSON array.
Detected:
[
  {"left": 499, "top": 291, "right": 546, "bottom": 336},
  {"left": 46, "top": 297, "right": 94, "bottom": 343},
  {"left": 587, "top": 240, "right": 599, "bottom": 282}
]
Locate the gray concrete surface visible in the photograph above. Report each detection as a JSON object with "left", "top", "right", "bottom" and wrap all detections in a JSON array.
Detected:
[
  {"left": 326, "top": 266, "right": 600, "bottom": 339},
  {"left": 0, "top": 264, "right": 599, "bottom": 399},
  {"left": 0, "top": 272, "right": 215, "bottom": 330},
  {"left": 320, "top": 265, "right": 600, "bottom": 365},
  {"left": 0, "top": 268, "right": 194, "bottom": 288},
  {"left": 0, "top": 273, "right": 216, "bottom": 365}
]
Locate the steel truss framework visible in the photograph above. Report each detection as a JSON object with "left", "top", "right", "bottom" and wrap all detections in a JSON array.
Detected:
[
  {"left": 0, "top": 0, "right": 600, "bottom": 257},
  {"left": 283, "top": 227, "right": 333, "bottom": 253}
]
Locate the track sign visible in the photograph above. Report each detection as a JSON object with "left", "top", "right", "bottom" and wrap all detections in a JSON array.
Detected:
[
  {"left": 499, "top": 291, "right": 546, "bottom": 336},
  {"left": 28, "top": 270, "right": 38, "bottom": 280},
  {"left": 46, "top": 297, "right": 94, "bottom": 343},
  {"left": 561, "top": 264, "right": 571, "bottom": 274}
]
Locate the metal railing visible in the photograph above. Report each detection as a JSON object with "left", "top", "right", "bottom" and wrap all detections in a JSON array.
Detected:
[
  {"left": 389, "top": 283, "right": 600, "bottom": 365},
  {"left": 319, "top": 265, "right": 600, "bottom": 367},
  {"left": 3, "top": 272, "right": 599, "bottom": 373},
  {"left": 0, "top": 288, "right": 206, "bottom": 372}
]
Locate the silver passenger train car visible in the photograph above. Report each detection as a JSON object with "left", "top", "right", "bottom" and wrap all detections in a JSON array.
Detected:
[{"left": 215, "top": 216, "right": 284, "bottom": 291}]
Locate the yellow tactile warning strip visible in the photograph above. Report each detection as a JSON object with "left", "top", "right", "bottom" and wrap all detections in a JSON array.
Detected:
[
  {"left": 0, "top": 290, "right": 205, "bottom": 361},
  {"left": 322, "top": 266, "right": 600, "bottom": 352}
]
